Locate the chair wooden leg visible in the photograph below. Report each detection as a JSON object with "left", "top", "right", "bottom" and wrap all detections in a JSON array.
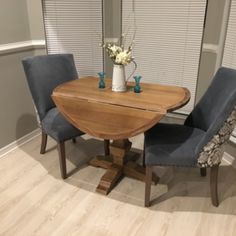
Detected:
[
  {"left": 40, "top": 132, "right": 47, "bottom": 154},
  {"left": 145, "top": 166, "right": 152, "bottom": 207},
  {"left": 72, "top": 138, "right": 76, "bottom": 143},
  {"left": 142, "top": 151, "right": 146, "bottom": 167},
  {"left": 200, "top": 167, "right": 207, "bottom": 177},
  {"left": 57, "top": 142, "right": 67, "bottom": 179},
  {"left": 104, "top": 139, "right": 110, "bottom": 156},
  {"left": 210, "top": 165, "right": 219, "bottom": 207},
  {"left": 142, "top": 143, "right": 146, "bottom": 167}
]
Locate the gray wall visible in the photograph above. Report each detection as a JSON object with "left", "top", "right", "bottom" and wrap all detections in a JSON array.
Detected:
[
  {"left": 203, "top": 0, "right": 225, "bottom": 45},
  {"left": 0, "top": 0, "right": 46, "bottom": 148},
  {"left": 0, "top": 1, "right": 31, "bottom": 44},
  {"left": 26, "top": 0, "right": 45, "bottom": 40},
  {"left": 196, "top": 0, "right": 226, "bottom": 102}
]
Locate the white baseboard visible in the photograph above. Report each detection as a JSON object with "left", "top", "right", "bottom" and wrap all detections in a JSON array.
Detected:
[{"left": 0, "top": 128, "right": 41, "bottom": 158}]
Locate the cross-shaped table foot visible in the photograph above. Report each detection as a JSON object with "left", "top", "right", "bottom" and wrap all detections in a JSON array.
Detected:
[{"left": 89, "top": 139, "right": 159, "bottom": 195}]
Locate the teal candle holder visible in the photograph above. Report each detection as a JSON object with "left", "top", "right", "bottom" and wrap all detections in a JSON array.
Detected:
[
  {"left": 133, "top": 75, "right": 142, "bottom": 93},
  {"left": 98, "top": 72, "right": 106, "bottom": 89}
]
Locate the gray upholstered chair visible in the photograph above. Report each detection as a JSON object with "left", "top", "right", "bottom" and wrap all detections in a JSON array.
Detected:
[
  {"left": 22, "top": 54, "right": 110, "bottom": 179},
  {"left": 144, "top": 67, "right": 236, "bottom": 207}
]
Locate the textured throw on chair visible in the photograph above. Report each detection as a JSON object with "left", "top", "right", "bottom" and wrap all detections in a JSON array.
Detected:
[{"left": 198, "top": 107, "right": 236, "bottom": 167}]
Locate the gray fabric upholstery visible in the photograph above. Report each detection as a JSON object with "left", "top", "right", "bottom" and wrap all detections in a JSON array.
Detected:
[
  {"left": 145, "top": 67, "right": 236, "bottom": 167},
  {"left": 185, "top": 67, "right": 236, "bottom": 155},
  {"left": 22, "top": 54, "right": 83, "bottom": 142},
  {"left": 145, "top": 123, "right": 205, "bottom": 166},
  {"left": 42, "top": 107, "right": 83, "bottom": 141},
  {"left": 22, "top": 54, "right": 78, "bottom": 121}
]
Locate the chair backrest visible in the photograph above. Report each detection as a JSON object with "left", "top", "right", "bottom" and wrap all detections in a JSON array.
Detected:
[
  {"left": 22, "top": 54, "right": 78, "bottom": 121},
  {"left": 185, "top": 67, "right": 236, "bottom": 152}
]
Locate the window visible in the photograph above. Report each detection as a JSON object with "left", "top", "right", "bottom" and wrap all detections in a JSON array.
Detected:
[
  {"left": 122, "top": 0, "right": 207, "bottom": 113},
  {"left": 42, "top": 0, "right": 103, "bottom": 77}
]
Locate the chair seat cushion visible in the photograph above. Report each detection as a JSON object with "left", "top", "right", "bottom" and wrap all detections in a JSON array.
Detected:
[
  {"left": 145, "top": 123, "right": 206, "bottom": 167},
  {"left": 42, "top": 107, "right": 84, "bottom": 141}
]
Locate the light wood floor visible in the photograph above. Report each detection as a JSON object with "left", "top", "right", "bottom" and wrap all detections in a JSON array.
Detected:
[{"left": 1, "top": 134, "right": 236, "bottom": 236}]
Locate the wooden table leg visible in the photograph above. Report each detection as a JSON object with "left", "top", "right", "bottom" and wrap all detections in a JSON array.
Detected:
[
  {"left": 96, "top": 164, "right": 123, "bottom": 195},
  {"left": 89, "top": 139, "right": 159, "bottom": 195},
  {"left": 95, "top": 139, "right": 131, "bottom": 195},
  {"left": 89, "top": 155, "right": 113, "bottom": 169},
  {"left": 110, "top": 139, "right": 131, "bottom": 165}
]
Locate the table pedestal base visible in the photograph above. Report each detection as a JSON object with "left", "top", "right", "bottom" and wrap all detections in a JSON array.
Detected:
[{"left": 89, "top": 139, "right": 159, "bottom": 195}]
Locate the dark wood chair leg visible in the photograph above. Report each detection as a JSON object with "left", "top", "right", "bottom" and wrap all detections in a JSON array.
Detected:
[
  {"left": 104, "top": 139, "right": 110, "bottom": 156},
  {"left": 210, "top": 165, "right": 219, "bottom": 207},
  {"left": 57, "top": 142, "right": 67, "bottom": 179},
  {"left": 142, "top": 150, "right": 146, "bottom": 167},
  {"left": 200, "top": 167, "right": 207, "bottom": 177},
  {"left": 40, "top": 132, "right": 48, "bottom": 154},
  {"left": 72, "top": 138, "right": 76, "bottom": 143},
  {"left": 145, "top": 166, "right": 152, "bottom": 207},
  {"left": 142, "top": 142, "right": 146, "bottom": 167}
]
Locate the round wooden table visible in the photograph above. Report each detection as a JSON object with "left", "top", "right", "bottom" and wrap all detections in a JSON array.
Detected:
[{"left": 52, "top": 77, "right": 190, "bottom": 194}]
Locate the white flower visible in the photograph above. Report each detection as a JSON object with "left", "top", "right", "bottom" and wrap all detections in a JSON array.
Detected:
[
  {"left": 110, "top": 45, "right": 122, "bottom": 55},
  {"left": 101, "top": 39, "right": 134, "bottom": 65},
  {"left": 115, "top": 50, "right": 132, "bottom": 65}
]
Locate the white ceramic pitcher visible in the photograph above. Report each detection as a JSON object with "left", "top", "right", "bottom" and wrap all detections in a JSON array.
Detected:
[{"left": 112, "top": 61, "right": 137, "bottom": 92}]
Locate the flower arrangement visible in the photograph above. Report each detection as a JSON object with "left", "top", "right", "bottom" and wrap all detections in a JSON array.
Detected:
[
  {"left": 100, "top": 16, "right": 136, "bottom": 66},
  {"left": 102, "top": 42, "right": 133, "bottom": 65}
]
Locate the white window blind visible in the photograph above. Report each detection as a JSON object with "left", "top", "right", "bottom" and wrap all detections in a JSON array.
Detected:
[
  {"left": 42, "top": 0, "right": 103, "bottom": 77},
  {"left": 122, "top": 0, "right": 207, "bottom": 113},
  {"left": 222, "top": 0, "right": 236, "bottom": 141}
]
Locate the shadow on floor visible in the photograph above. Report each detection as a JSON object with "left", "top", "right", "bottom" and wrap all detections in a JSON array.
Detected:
[{"left": 19, "top": 134, "right": 236, "bottom": 215}]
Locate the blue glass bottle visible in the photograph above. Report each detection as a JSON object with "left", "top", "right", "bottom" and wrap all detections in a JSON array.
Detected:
[
  {"left": 98, "top": 72, "right": 106, "bottom": 89},
  {"left": 133, "top": 75, "right": 142, "bottom": 93}
]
